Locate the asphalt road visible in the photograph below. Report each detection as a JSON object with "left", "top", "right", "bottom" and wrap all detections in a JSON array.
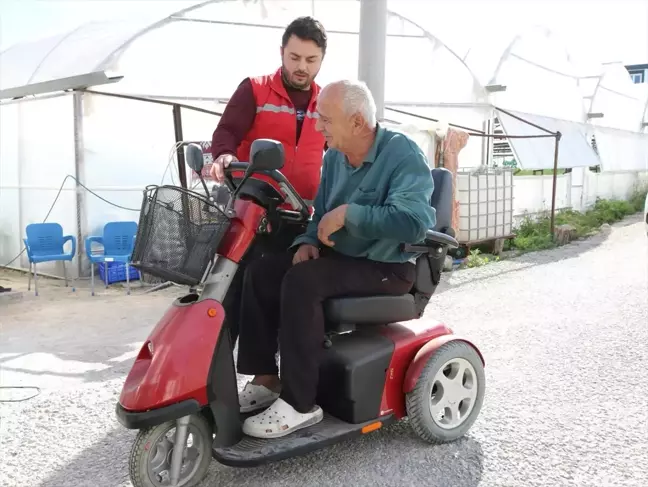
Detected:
[{"left": 1, "top": 215, "right": 646, "bottom": 487}]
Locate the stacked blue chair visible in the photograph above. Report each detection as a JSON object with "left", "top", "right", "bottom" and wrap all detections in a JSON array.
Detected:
[
  {"left": 23, "top": 223, "right": 77, "bottom": 296},
  {"left": 85, "top": 221, "right": 139, "bottom": 296}
]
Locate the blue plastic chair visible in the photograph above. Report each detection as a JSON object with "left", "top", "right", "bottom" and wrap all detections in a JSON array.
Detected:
[
  {"left": 85, "top": 221, "right": 139, "bottom": 296},
  {"left": 23, "top": 223, "right": 77, "bottom": 296}
]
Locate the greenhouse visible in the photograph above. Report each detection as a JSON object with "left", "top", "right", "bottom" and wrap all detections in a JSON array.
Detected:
[{"left": 1, "top": 0, "right": 647, "bottom": 277}]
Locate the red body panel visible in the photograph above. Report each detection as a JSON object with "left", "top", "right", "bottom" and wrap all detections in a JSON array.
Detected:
[
  {"left": 119, "top": 299, "right": 224, "bottom": 412},
  {"left": 218, "top": 199, "right": 266, "bottom": 263},
  {"left": 402, "top": 335, "right": 485, "bottom": 395},
  {"left": 377, "top": 321, "right": 453, "bottom": 419}
]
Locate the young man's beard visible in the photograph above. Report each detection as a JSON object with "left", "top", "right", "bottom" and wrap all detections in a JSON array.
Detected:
[{"left": 282, "top": 66, "right": 314, "bottom": 90}]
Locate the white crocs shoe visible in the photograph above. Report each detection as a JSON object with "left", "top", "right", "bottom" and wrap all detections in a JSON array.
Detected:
[
  {"left": 242, "top": 398, "right": 324, "bottom": 439},
  {"left": 239, "top": 382, "right": 280, "bottom": 413}
]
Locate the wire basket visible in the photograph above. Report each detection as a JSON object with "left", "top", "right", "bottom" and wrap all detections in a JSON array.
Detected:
[{"left": 131, "top": 185, "right": 231, "bottom": 286}]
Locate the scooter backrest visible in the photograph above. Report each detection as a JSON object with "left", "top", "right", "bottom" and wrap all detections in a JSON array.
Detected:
[
  {"left": 430, "top": 167, "right": 454, "bottom": 236},
  {"left": 411, "top": 167, "right": 455, "bottom": 303}
]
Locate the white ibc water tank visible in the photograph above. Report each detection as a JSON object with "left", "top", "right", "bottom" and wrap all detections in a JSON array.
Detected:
[{"left": 456, "top": 167, "right": 514, "bottom": 243}]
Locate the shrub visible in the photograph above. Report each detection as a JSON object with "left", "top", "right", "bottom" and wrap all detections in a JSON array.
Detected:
[
  {"left": 510, "top": 194, "right": 641, "bottom": 252},
  {"left": 628, "top": 182, "right": 648, "bottom": 213}
]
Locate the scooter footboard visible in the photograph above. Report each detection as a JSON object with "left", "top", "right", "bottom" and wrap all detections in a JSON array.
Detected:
[{"left": 118, "top": 295, "right": 225, "bottom": 417}]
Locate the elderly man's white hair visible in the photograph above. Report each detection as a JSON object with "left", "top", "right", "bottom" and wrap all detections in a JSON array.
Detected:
[{"left": 321, "top": 80, "right": 377, "bottom": 127}]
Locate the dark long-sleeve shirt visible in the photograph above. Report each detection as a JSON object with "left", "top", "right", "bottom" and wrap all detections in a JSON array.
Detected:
[{"left": 211, "top": 77, "right": 314, "bottom": 160}]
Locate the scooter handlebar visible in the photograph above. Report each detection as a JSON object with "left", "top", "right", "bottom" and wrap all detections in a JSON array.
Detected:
[
  {"left": 221, "top": 162, "right": 311, "bottom": 222},
  {"left": 223, "top": 162, "right": 252, "bottom": 173}
]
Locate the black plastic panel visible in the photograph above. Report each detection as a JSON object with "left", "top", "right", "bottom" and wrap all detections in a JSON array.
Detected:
[
  {"left": 207, "top": 326, "right": 243, "bottom": 448},
  {"left": 316, "top": 330, "right": 394, "bottom": 424}
]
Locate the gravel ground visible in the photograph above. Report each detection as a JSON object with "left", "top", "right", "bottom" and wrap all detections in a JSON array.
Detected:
[{"left": 1, "top": 214, "right": 646, "bottom": 487}]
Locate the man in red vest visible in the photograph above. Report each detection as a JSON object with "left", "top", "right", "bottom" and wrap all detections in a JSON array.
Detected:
[
  {"left": 210, "top": 16, "right": 327, "bottom": 203},
  {"left": 209, "top": 16, "right": 328, "bottom": 343}
]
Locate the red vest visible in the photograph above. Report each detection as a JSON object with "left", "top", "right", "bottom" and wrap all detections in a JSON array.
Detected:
[{"left": 236, "top": 68, "right": 325, "bottom": 202}]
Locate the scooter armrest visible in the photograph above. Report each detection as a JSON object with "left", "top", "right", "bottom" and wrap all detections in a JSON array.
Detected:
[
  {"left": 402, "top": 229, "right": 459, "bottom": 253},
  {"left": 423, "top": 230, "right": 459, "bottom": 249}
]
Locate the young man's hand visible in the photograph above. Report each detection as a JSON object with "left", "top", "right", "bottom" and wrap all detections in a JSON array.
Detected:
[
  {"left": 292, "top": 244, "right": 320, "bottom": 265},
  {"left": 210, "top": 153, "right": 238, "bottom": 183}
]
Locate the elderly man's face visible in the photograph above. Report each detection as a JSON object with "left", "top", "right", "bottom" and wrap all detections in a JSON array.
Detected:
[{"left": 315, "top": 87, "right": 362, "bottom": 152}]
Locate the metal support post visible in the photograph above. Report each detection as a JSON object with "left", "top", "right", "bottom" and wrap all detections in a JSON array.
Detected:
[
  {"left": 172, "top": 104, "right": 188, "bottom": 189},
  {"left": 549, "top": 131, "right": 562, "bottom": 237},
  {"left": 73, "top": 91, "right": 88, "bottom": 279},
  {"left": 358, "top": 0, "right": 388, "bottom": 121}
]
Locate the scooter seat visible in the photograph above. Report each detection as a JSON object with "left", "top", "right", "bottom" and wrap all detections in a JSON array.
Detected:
[{"left": 324, "top": 294, "right": 417, "bottom": 326}]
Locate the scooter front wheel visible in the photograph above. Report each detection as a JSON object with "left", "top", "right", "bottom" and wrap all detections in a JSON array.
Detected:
[{"left": 129, "top": 413, "right": 213, "bottom": 487}]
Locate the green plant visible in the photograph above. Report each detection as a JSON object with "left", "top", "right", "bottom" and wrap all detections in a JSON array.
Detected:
[
  {"left": 588, "top": 198, "right": 634, "bottom": 224},
  {"left": 510, "top": 194, "right": 641, "bottom": 253},
  {"left": 465, "top": 249, "right": 490, "bottom": 268},
  {"left": 628, "top": 182, "right": 648, "bottom": 213},
  {"left": 456, "top": 190, "right": 645, "bottom": 268},
  {"left": 511, "top": 214, "right": 556, "bottom": 251}
]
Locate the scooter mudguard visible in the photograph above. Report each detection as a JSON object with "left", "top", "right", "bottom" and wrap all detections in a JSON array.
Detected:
[
  {"left": 119, "top": 297, "right": 225, "bottom": 413},
  {"left": 402, "top": 334, "right": 485, "bottom": 394}
]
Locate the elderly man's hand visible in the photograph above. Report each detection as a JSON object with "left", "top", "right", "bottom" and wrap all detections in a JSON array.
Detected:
[
  {"left": 317, "top": 204, "right": 348, "bottom": 247},
  {"left": 292, "top": 244, "right": 319, "bottom": 264}
]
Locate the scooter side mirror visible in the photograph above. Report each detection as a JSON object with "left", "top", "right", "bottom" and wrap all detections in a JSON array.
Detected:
[
  {"left": 249, "top": 139, "right": 285, "bottom": 172},
  {"left": 185, "top": 143, "right": 205, "bottom": 174},
  {"left": 185, "top": 143, "right": 211, "bottom": 197}
]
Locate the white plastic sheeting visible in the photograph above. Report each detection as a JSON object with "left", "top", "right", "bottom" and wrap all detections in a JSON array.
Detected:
[
  {"left": 497, "top": 108, "right": 648, "bottom": 172},
  {"left": 2, "top": 0, "right": 648, "bottom": 274},
  {"left": 98, "top": 0, "right": 487, "bottom": 108},
  {"left": 0, "top": 10, "right": 182, "bottom": 93},
  {"left": 588, "top": 63, "right": 648, "bottom": 132},
  {"left": 591, "top": 126, "right": 648, "bottom": 172},
  {"left": 1, "top": 0, "right": 645, "bottom": 128},
  {"left": 463, "top": 26, "right": 587, "bottom": 123},
  {"left": 496, "top": 109, "right": 600, "bottom": 171},
  {"left": 0, "top": 0, "right": 487, "bottom": 107},
  {"left": 585, "top": 63, "right": 648, "bottom": 172},
  {"left": 0, "top": 94, "right": 78, "bottom": 272},
  {"left": 582, "top": 170, "right": 648, "bottom": 207},
  {"left": 513, "top": 173, "right": 572, "bottom": 217},
  {"left": 0, "top": 91, "right": 220, "bottom": 275},
  {"left": 2, "top": 0, "right": 645, "bottom": 136}
]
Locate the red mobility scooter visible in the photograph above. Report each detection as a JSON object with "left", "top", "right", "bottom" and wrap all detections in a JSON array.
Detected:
[{"left": 116, "top": 139, "right": 485, "bottom": 487}]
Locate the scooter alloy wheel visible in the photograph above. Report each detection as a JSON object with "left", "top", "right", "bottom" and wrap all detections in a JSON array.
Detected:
[
  {"left": 129, "top": 413, "right": 213, "bottom": 487},
  {"left": 406, "top": 340, "right": 485, "bottom": 443}
]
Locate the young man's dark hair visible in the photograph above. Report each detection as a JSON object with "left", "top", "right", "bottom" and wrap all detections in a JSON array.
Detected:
[{"left": 281, "top": 16, "right": 328, "bottom": 55}]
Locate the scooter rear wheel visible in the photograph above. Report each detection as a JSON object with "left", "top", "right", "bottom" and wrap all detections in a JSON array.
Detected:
[
  {"left": 128, "top": 413, "right": 212, "bottom": 487},
  {"left": 406, "top": 340, "right": 485, "bottom": 444}
]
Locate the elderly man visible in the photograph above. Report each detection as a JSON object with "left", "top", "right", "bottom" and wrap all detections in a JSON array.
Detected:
[{"left": 236, "top": 80, "right": 437, "bottom": 439}]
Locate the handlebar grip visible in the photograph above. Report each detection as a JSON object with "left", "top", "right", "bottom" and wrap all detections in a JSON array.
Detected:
[
  {"left": 224, "top": 162, "right": 250, "bottom": 173},
  {"left": 277, "top": 208, "right": 308, "bottom": 222}
]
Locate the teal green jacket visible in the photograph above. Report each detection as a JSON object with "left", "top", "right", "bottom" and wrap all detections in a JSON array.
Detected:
[{"left": 291, "top": 124, "right": 436, "bottom": 263}]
